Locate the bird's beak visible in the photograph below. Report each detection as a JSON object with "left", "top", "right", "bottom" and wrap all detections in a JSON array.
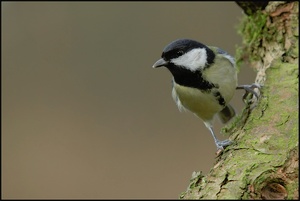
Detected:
[{"left": 152, "top": 58, "right": 168, "bottom": 68}]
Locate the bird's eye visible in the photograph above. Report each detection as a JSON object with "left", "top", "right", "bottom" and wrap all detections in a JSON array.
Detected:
[{"left": 176, "top": 50, "right": 184, "bottom": 57}]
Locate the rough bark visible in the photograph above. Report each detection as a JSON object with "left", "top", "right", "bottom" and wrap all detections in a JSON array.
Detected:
[
  {"left": 180, "top": 2, "right": 298, "bottom": 199},
  {"left": 235, "top": 1, "right": 269, "bottom": 15}
]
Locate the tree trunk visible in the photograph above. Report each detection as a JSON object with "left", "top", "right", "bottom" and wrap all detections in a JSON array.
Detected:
[{"left": 180, "top": 2, "right": 298, "bottom": 199}]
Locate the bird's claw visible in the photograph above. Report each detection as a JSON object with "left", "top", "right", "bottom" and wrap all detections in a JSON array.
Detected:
[
  {"left": 236, "top": 83, "right": 261, "bottom": 102},
  {"left": 215, "top": 139, "right": 233, "bottom": 151}
]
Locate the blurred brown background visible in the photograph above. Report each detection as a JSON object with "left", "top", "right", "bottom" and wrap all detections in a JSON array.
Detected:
[{"left": 2, "top": 2, "right": 256, "bottom": 199}]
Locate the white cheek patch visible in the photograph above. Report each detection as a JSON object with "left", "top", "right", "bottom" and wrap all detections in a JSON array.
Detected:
[{"left": 171, "top": 48, "right": 207, "bottom": 72}]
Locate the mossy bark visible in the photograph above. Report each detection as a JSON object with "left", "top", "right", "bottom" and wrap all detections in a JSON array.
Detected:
[{"left": 180, "top": 2, "right": 298, "bottom": 199}]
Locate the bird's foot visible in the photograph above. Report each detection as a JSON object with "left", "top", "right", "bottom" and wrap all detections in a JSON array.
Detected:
[
  {"left": 215, "top": 139, "right": 233, "bottom": 151},
  {"left": 236, "top": 83, "right": 261, "bottom": 100}
]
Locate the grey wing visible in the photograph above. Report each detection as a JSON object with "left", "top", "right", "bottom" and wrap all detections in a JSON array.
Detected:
[{"left": 216, "top": 47, "right": 236, "bottom": 67}]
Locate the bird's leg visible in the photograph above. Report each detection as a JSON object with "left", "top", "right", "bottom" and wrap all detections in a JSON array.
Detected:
[
  {"left": 236, "top": 83, "right": 261, "bottom": 102},
  {"left": 207, "top": 126, "right": 232, "bottom": 151}
]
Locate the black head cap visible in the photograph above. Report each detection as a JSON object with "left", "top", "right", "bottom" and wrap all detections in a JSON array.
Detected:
[{"left": 161, "top": 39, "right": 212, "bottom": 62}]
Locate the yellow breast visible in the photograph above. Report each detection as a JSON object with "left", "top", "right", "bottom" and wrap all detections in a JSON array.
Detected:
[{"left": 173, "top": 83, "right": 223, "bottom": 122}]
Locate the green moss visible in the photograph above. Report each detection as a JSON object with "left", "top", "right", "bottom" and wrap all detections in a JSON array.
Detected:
[
  {"left": 182, "top": 3, "right": 298, "bottom": 198},
  {"left": 236, "top": 11, "right": 269, "bottom": 66},
  {"left": 236, "top": 2, "right": 299, "bottom": 68},
  {"left": 218, "top": 59, "right": 297, "bottom": 199},
  {"left": 286, "top": 179, "right": 299, "bottom": 199}
]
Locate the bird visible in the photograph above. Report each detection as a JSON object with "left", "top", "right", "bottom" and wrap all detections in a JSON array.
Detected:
[{"left": 152, "top": 38, "right": 259, "bottom": 151}]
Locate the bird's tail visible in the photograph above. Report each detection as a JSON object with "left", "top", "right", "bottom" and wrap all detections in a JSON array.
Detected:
[{"left": 218, "top": 104, "right": 236, "bottom": 124}]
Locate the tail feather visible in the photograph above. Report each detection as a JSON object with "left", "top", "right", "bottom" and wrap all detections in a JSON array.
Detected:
[{"left": 218, "top": 104, "right": 236, "bottom": 124}]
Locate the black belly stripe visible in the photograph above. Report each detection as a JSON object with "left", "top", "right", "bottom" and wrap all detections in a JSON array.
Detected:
[
  {"left": 167, "top": 65, "right": 226, "bottom": 107},
  {"left": 169, "top": 66, "right": 216, "bottom": 91},
  {"left": 212, "top": 90, "right": 226, "bottom": 107}
]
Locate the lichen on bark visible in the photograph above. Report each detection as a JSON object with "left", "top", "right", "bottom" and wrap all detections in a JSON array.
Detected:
[{"left": 180, "top": 2, "right": 298, "bottom": 199}]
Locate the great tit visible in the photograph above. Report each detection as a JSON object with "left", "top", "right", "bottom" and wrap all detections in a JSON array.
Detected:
[{"left": 152, "top": 39, "right": 259, "bottom": 151}]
